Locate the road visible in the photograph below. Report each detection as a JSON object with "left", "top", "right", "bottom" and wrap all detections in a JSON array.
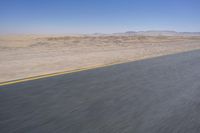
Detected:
[{"left": 1, "top": 50, "right": 200, "bottom": 133}]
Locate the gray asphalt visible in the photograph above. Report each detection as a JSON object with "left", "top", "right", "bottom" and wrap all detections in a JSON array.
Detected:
[{"left": 1, "top": 50, "right": 200, "bottom": 133}]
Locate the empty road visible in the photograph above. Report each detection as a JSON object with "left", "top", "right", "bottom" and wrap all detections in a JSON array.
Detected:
[{"left": 1, "top": 50, "right": 200, "bottom": 133}]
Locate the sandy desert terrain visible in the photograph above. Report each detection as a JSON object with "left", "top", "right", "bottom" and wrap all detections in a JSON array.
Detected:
[{"left": 0, "top": 35, "right": 200, "bottom": 82}]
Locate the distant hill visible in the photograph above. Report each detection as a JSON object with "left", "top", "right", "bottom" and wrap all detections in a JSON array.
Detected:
[{"left": 112, "top": 31, "right": 200, "bottom": 36}]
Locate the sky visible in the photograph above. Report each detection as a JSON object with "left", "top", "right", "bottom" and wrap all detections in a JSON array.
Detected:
[{"left": 1, "top": 0, "right": 200, "bottom": 34}]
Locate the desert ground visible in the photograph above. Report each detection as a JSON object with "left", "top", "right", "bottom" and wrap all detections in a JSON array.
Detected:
[{"left": 0, "top": 35, "right": 200, "bottom": 82}]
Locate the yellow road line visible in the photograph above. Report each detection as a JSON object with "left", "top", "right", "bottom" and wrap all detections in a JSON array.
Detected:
[{"left": 0, "top": 62, "right": 122, "bottom": 87}]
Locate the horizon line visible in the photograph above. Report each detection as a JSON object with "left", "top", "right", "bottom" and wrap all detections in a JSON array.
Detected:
[{"left": 1, "top": 30, "right": 200, "bottom": 36}]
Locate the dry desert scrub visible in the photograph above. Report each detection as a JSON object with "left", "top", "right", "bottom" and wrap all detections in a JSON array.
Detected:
[{"left": 0, "top": 35, "right": 200, "bottom": 82}]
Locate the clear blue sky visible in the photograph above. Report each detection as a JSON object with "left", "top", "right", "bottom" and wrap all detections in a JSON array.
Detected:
[{"left": 1, "top": 0, "right": 200, "bottom": 34}]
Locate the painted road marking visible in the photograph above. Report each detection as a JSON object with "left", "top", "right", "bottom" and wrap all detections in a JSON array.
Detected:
[{"left": 0, "top": 61, "right": 123, "bottom": 87}]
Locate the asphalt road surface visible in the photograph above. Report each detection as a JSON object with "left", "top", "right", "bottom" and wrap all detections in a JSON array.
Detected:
[{"left": 1, "top": 50, "right": 200, "bottom": 133}]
